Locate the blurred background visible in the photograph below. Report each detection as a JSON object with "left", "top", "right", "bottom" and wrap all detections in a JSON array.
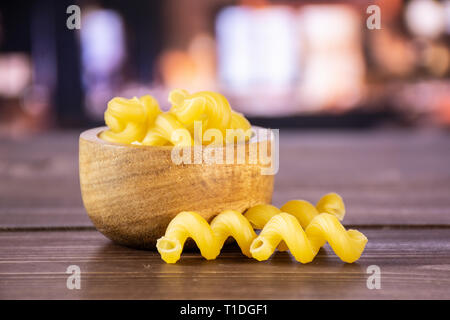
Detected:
[{"left": 1, "top": 0, "right": 450, "bottom": 137}]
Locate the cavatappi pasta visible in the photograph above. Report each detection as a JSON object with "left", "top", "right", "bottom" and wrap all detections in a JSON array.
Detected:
[
  {"left": 250, "top": 213, "right": 367, "bottom": 263},
  {"left": 156, "top": 210, "right": 256, "bottom": 264},
  {"left": 248, "top": 193, "right": 366, "bottom": 263},
  {"left": 100, "top": 89, "right": 251, "bottom": 146},
  {"left": 244, "top": 192, "right": 345, "bottom": 252},
  {"left": 156, "top": 193, "right": 368, "bottom": 264},
  {"left": 244, "top": 193, "right": 345, "bottom": 229}
]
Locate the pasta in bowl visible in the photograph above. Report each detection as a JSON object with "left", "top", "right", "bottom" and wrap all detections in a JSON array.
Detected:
[{"left": 79, "top": 90, "right": 275, "bottom": 248}]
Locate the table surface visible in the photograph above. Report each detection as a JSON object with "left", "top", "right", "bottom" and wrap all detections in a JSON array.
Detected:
[{"left": 0, "top": 129, "right": 449, "bottom": 299}]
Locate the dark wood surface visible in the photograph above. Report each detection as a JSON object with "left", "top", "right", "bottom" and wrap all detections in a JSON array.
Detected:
[{"left": 1, "top": 129, "right": 449, "bottom": 299}]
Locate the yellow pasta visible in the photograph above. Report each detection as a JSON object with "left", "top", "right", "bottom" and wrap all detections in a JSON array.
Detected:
[
  {"left": 157, "top": 193, "right": 367, "bottom": 264},
  {"left": 100, "top": 95, "right": 161, "bottom": 144},
  {"left": 243, "top": 204, "right": 281, "bottom": 230},
  {"left": 100, "top": 89, "right": 251, "bottom": 146},
  {"left": 244, "top": 192, "right": 347, "bottom": 252},
  {"left": 244, "top": 193, "right": 345, "bottom": 229},
  {"left": 156, "top": 210, "right": 256, "bottom": 264},
  {"left": 210, "top": 210, "right": 257, "bottom": 258},
  {"left": 250, "top": 212, "right": 368, "bottom": 263},
  {"left": 169, "top": 89, "right": 231, "bottom": 133},
  {"left": 245, "top": 193, "right": 366, "bottom": 263},
  {"left": 143, "top": 113, "right": 193, "bottom": 147},
  {"left": 316, "top": 192, "right": 346, "bottom": 221}
]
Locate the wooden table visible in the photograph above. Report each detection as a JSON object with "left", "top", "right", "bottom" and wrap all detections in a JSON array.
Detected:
[{"left": 1, "top": 129, "right": 449, "bottom": 299}]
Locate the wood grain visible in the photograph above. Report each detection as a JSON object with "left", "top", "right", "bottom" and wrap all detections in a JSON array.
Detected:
[
  {"left": 0, "top": 131, "right": 91, "bottom": 228},
  {"left": 0, "top": 228, "right": 449, "bottom": 299},
  {"left": 1, "top": 129, "right": 450, "bottom": 300},
  {"left": 273, "top": 130, "right": 450, "bottom": 226},
  {"left": 1, "top": 129, "right": 449, "bottom": 228},
  {"left": 79, "top": 127, "right": 274, "bottom": 248}
]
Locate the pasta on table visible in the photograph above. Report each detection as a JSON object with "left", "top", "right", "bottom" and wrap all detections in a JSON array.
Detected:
[{"left": 156, "top": 193, "right": 368, "bottom": 264}]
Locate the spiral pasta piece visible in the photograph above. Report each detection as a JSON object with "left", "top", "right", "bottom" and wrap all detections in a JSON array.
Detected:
[
  {"left": 244, "top": 193, "right": 345, "bottom": 229},
  {"left": 100, "top": 95, "right": 161, "bottom": 144},
  {"left": 244, "top": 193, "right": 345, "bottom": 252},
  {"left": 156, "top": 210, "right": 256, "bottom": 264},
  {"left": 169, "top": 89, "right": 232, "bottom": 135},
  {"left": 230, "top": 111, "right": 251, "bottom": 131},
  {"left": 316, "top": 192, "right": 346, "bottom": 221},
  {"left": 210, "top": 210, "right": 257, "bottom": 258},
  {"left": 142, "top": 113, "right": 193, "bottom": 147},
  {"left": 250, "top": 212, "right": 367, "bottom": 263},
  {"left": 243, "top": 204, "right": 281, "bottom": 230}
]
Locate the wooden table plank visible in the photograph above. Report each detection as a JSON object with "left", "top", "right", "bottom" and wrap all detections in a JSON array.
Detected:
[
  {"left": 0, "top": 228, "right": 449, "bottom": 299},
  {"left": 274, "top": 129, "right": 450, "bottom": 226},
  {"left": 1, "top": 129, "right": 449, "bottom": 228},
  {"left": 0, "top": 131, "right": 92, "bottom": 228}
]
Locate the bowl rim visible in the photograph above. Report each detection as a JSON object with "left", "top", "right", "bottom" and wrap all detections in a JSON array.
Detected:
[{"left": 80, "top": 126, "right": 273, "bottom": 150}]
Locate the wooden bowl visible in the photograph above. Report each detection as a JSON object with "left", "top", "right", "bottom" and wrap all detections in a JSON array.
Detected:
[{"left": 79, "top": 126, "right": 275, "bottom": 248}]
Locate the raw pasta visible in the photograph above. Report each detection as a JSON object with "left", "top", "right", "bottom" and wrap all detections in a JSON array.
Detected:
[
  {"left": 245, "top": 193, "right": 367, "bottom": 263},
  {"left": 250, "top": 212, "right": 367, "bottom": 263},
  {"left": 156, "top": 193, "right": 368, "bottom": 264},
  {"left": 156, "top": 210, "right": 256, "bottom": 264},
  {"left": 244, "top": 193, "right": 345, "bottom": 229},
  {"left": 100, "top": 89, "right": 251, "bottom": 146},
  {"left": 244, "top": 193, "right": 345, "bottom": 252},
  {"left": 100, "top": 95, "right": 161, "bottom": 144}
]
